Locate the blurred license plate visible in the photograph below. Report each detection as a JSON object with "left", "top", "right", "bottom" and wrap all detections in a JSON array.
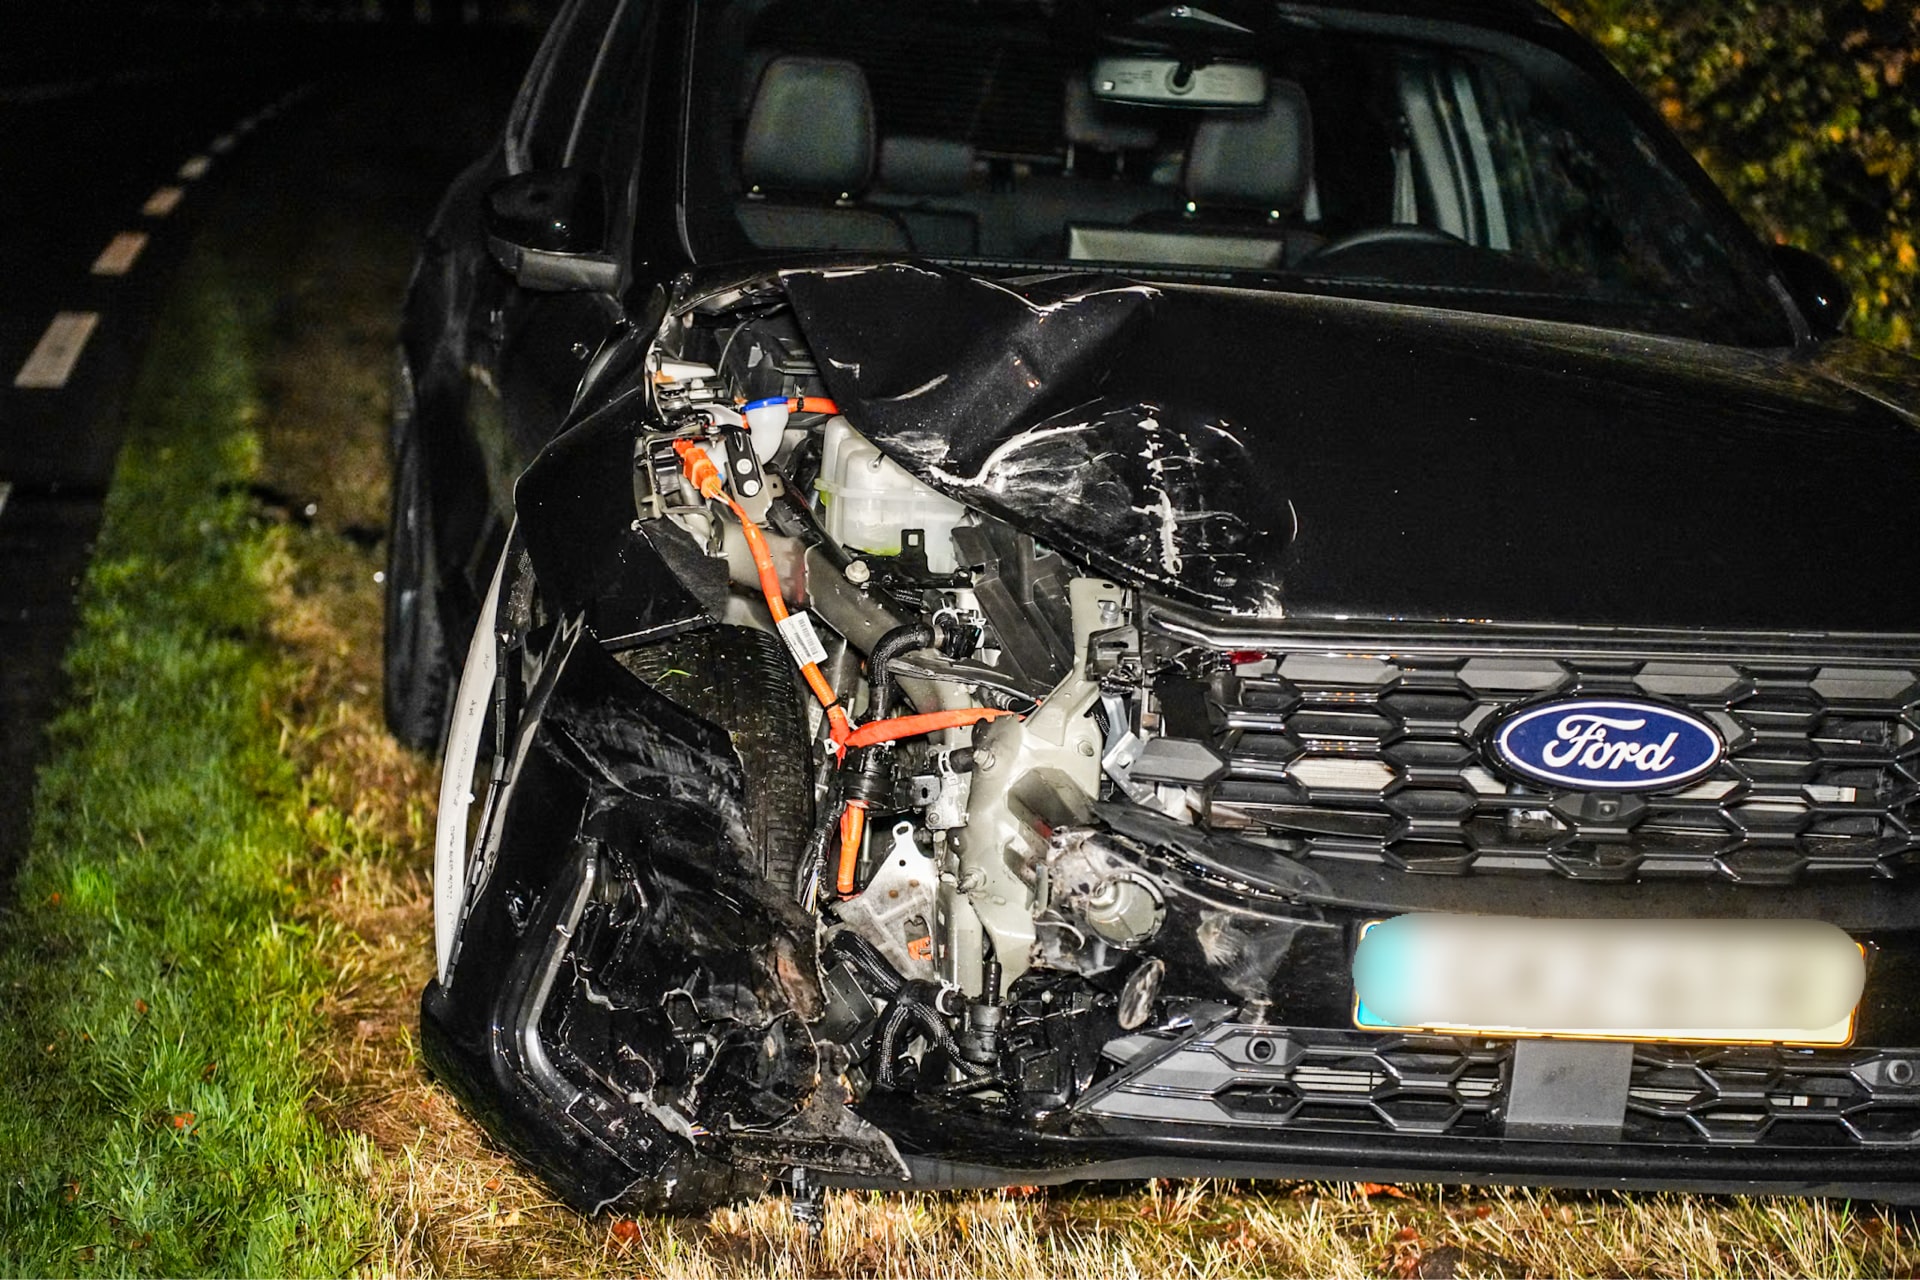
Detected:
[{"left": 1351, "top": 914, "right": 1864, "bottom": 1046}]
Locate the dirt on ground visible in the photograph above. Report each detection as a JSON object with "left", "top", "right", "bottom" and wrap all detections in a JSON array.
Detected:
[{"left": 211, "top": 35, "right": 1920, "bottom": 1279}]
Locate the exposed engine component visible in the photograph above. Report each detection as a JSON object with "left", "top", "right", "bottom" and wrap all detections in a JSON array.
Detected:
[
  {"left": 466, "top": 287, "right": 1347, "bottom": 1196},
  {"left": 816, "top": 414, "right": 968, "bottom": 574}
]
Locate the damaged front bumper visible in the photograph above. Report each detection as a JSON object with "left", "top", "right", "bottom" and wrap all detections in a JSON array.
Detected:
[
  {"left": 419, "top": 261, "right": 1920, "bottom": 1212},
  {"left": 421, "top": 610, "right": 907, "bottom": 1211},
  {"left": 422, "top": 596, "right": 1920, "bottom": 1210}
]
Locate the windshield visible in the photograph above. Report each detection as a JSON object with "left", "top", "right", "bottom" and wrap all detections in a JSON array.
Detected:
[{"left": 681, "top": 0, "right": 1794, "bottom": 345}]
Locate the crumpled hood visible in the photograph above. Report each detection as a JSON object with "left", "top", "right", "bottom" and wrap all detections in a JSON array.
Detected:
[{"left": 780, "top": 262, "right": 1920, "bottom": 633}]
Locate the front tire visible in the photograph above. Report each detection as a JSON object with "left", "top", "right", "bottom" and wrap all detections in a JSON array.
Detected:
[{"left": 618, "top": 626, "right": 815, "bottom": 889}]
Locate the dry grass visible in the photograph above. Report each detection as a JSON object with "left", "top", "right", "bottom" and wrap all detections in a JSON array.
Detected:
[{"left": 214, "top": 46, "right": 1920, "bottom": 1280}]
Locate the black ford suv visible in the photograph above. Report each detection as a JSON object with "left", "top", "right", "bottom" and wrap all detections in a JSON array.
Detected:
[{"left": 388, "top": 0, "right": 1920, "bottom": 1212}]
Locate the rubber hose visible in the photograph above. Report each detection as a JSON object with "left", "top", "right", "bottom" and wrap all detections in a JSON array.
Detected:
[
  {"left": 826, "top": 931, "right": 906, "bottom": 999},
  {"left": 874, "top": 981, "right": 984, "bottom": 1090},
  {"left": 867, "top": 622, "right": 934, "bottom": 722}
]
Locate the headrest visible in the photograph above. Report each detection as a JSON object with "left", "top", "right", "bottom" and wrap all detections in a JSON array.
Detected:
[
  {"left": 742, "top": 56, "right": 876, "bottom": 195},
  {"left": 1063, "top": 76, "right": 1158, "bottom": 151},
  {"left": 1185, "top": 80, "right": 1313, "bottom": 211},
  {"left": 877, "top": 135, "right": 976, "bottom": 195}
]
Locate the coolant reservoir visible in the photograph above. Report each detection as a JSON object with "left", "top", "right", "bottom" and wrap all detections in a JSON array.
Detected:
[{"left": 816, "top": 416, "right": 965, "bottom": 573}]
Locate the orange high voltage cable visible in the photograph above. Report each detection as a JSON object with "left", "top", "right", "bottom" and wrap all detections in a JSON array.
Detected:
[
  {"left": 733, "top": 395, "right": 841, "bottom": 415},
  {"left": 674, "top": 439, "right": 851, "bottom": 746},
  {"left": 837, "top": 800, "right": 870, "bottom": 896},
  {"left": 673, "top": 436, "right": 1008, "bottom": 750},
  {"left": 672, "top": 437, "right": 1015, "bottom": 895},
  {"left": 841, "top": 707, "right": 1008, "bottom": 751}
]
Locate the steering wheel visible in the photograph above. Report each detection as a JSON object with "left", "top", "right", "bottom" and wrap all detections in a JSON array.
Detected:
[{"left": 1301, "top": 224, "right": 1469, "bottom": 265}]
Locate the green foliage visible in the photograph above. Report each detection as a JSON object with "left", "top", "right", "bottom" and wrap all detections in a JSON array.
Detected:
[
  {"left": 1560, "top": 0, "right": 1919, "bottom": 348},
  {"left": 0, "top": 256, "right": 375, "bottom": 1275}
]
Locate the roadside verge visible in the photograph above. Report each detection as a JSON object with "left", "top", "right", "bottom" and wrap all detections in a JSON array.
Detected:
[{"left": 0, "top": 248, "right": 376, "bottom": 1274}]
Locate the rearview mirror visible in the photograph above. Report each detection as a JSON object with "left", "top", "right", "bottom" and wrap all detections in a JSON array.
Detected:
[
  {"left": 483, "top": 169, "right": 620, "bottom": 293},
  {"left": 1090, "top": 56, "right": 1267, "bottom": 107}
]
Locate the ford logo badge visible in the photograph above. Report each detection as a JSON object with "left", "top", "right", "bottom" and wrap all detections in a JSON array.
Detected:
[{"left": 1491, "top": 698, "right": 1724, "bottom": 792}]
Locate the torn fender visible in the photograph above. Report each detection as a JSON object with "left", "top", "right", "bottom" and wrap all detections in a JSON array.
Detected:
[
  {"left": 421, "top": 617, "right": 902, "bottom": 1213},
  {"left": 513, "top": 388, "right": 722, "bottom": 647}
]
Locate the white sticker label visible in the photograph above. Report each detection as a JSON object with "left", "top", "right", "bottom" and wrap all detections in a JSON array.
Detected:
[{"left": 777, "top": 611, "right": 829, "bottom": 667}]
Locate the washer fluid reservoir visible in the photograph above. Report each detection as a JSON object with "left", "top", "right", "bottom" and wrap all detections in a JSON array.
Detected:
[{"left": 816, "top": 416, "right": 965, "bottom": 573}]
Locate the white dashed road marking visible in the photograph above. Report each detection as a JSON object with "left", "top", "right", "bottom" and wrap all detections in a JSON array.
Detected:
[
  {"left": 90, "top": 232, "right": 149, "bottom": 277},
  {"left": 10, "top": 93, "right": 289, "bottom": 401},
  {"left": 14, "top": 312, "right": 101, "bottom": 390}
]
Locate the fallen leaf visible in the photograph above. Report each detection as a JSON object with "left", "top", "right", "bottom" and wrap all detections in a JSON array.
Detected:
[
  {"left": 47, "top": 893, "right": 60, "bottom": 906},
  {"left": 1473, "top": 1204, "right": 1492, "bottom": 1219},
  {"left": 610, "top": 1218, "right": 640, "bottom": 1243},
  {"left": 1360, "top": 1183, "right": 1409, "bottom": 1198},
  {"left": 201, "top": 1061, "right": 219, "bottom": 1080},
  {"left": 134, "top": 999, "right": 149, "bottom": 1016},
  {"left": 62, "top": 1180, "right": 81, "bottom": 1204},
  {"left": 485, "top": 1177, "right": 502, "bottom": 1192},
  {"left": 170, "top": 1111, "right": 195, "bottom": 1130},
  {"left": 1395, "top": 1226, "right": 1420, "bottom": 1242}
]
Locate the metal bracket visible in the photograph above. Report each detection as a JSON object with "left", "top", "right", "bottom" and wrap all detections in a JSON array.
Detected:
[
  {"left": 1503, "top": 1039, "right": 1633, "bottom": 1139},
  {"left": 834, "top": 822, "right": 940, "bottom": 981}
]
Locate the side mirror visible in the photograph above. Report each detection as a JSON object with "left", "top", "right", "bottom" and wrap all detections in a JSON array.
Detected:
[
  {"left": 483, "top": 169, "right": 620, "bottom": 293},
  {"left": 1771, "top": 245, "right": 1851, "bottom": 339}
]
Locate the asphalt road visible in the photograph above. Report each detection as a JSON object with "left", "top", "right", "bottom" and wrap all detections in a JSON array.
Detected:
[{"left": 0, "top": 19, "right": 490, "bottom": 889}]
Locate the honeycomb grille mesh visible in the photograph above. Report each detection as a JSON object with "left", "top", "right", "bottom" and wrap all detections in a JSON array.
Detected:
[
  {"left": 1200, "top": 649, "right": 1920, "bottom": 884},
  {"left": 1109, "top": 1029, "right": 1920, "bottom": 1148},
  {"left": 1626, "top": 1043, "right": 1920, "bottom": 1147}
]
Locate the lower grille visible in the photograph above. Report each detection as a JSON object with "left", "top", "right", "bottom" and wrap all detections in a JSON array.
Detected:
[
  {"left": 1158, "top": 621, "right": 1920, "bottom": 885},
  {"left": 1087, "top": 1024, "right": 1506, "bottom": 1136},
  {"left": 1087, "top": 1024, "right": 1920, "bottom": 1148},
  {"left": 1627, "top": 1043, "right": 1920, "bottom": 1147}
]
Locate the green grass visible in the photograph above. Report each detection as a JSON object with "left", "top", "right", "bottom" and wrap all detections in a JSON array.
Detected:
[{"left": 0, "top": 253, "right": 376, "bottom": 1275}]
